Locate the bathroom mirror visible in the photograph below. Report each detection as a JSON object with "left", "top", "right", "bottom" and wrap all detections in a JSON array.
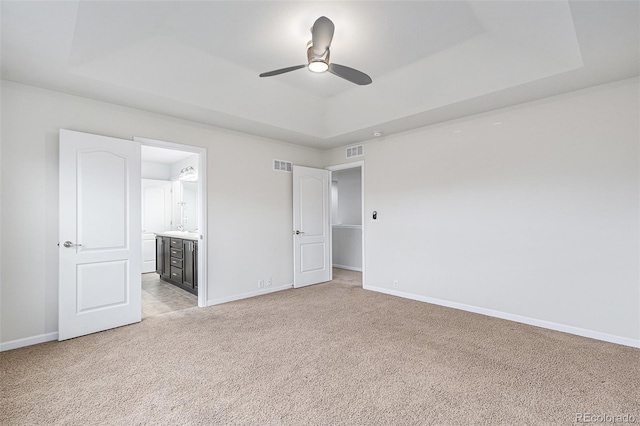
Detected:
[
  {"left": 172, "top": 179, "right": 198, "bottom": 232},
  {"left": 180, "top": 181, "right": 198, "bottom": 232}
]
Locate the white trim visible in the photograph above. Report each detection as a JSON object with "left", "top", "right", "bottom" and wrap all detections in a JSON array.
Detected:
[
  {"left": 327, "top": 160, "right": 365, "bottom": 172},
  {"left": 333, "top": 264, "right": 363, "bottom": 272},
  {"left": 326, "top": 161, "right": 366, "bottom": 288},
  {"left": 364, "top": 285, "right": 640, "bottom": 349},
  {"left": 207, "top": 284, "right": 293, "bottom": 306},
  {"left": 1, "top": 332, "right": 59, "bottom": 352},
  {"left": 332, "top": 224, "right": 362, "bottom": 229},
  {"left": 134, "top": 137, "right": 208, "bottom": 308}
]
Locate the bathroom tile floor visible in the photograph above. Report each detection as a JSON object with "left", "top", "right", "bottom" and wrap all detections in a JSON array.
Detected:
[{"left": 142, "top": 273, "right": 197, "bottom": 318}]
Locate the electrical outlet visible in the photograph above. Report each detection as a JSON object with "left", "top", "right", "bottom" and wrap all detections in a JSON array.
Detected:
[
  {"left": 393, "top": 280, "right": 399, "bottom": 289},
  {"left": 267, "top": 277, "right": 272, "bottom": 287},
  {"left": 258, "top": 279, "right": 264, "bottom": 288}
]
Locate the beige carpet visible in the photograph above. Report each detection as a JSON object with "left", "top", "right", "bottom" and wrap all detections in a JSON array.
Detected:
[{"left": 1, "top": 269, "right": 638, "bottom": 425}]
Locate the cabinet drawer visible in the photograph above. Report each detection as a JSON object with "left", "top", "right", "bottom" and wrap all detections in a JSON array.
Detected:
[
  {"left": 170, "top": 266, "right": 183, "bottom": 281},
  {"left": 170, "top": 258, "right": 183, "bottom": 269},
  {"left": 170, "top": 239, "right": 182, "bottom": 248},
  {"left": 170, "top": 248, "right": 183, "bottom": 259}
]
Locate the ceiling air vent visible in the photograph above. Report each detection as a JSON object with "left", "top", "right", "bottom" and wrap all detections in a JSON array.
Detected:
[
  {"left": 273, "top": 159, "right": 292, "bottom": 173},
  {"left": 346, "top": 145, "right": 364, "bottom": 159}
]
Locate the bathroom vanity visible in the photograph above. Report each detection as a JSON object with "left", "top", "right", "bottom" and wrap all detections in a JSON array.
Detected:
[{"left": 155, "top": 232, "right": 198, "bottom": 295}]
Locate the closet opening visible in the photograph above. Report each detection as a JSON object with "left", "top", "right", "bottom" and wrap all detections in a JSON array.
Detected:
[{"left": 327, "top": 161, "right": 364, "bottom": 287}]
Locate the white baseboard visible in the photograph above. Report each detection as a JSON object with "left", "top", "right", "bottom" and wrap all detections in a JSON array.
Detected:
[
  {"left": 207, "top": 283, "right": 293, "bottom": 306},
  {"left": 333, "top": 264, "right": 363, "bottom": 272},
  {"left": 364, "top": 285, "right": 640, "bottom": 349},
  {"left": 0, "top": 332, "right": 59, "bottom": 352}
]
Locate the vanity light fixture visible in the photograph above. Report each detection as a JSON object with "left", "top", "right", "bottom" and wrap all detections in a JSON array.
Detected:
[{"left": 179, "top": 166, "right": 197, "bottom": 181}]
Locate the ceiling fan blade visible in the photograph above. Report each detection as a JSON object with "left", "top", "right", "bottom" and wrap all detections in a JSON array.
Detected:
[
  {"left": 312, "top": 16, "right": 335, "bottom": 57},
  {"left": 259, "top": 65, "right": 307, "bottom": 77},
  {"left": 328, "top": 63, "right": 372, "bottom": 85}
]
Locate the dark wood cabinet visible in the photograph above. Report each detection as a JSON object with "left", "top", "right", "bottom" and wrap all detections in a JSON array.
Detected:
[
  {"left": 156, "top": 235, "right": 198, "bottom": 295},
  {"left": 162, "top": 237, "right": 170, "bottom": 279},
  {"left": 156, "top": 236, "right": 171, "bottom": 280},
  {"left": 156, "top": 237, "right": 163, "bottom": 274},
  {"left": 183, "top": 240, "right": 196, "bottom": 290}
]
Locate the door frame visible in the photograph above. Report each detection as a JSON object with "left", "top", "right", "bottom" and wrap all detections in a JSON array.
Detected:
[
  {"left": 134, "top": 136, "right": 208, "bottom": 307},
  {"left": 325, "top": 160, "right": 365, "bottom": 287}
]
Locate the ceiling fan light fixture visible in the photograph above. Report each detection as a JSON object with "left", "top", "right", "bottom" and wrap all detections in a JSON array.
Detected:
[
  {"left": 259, "top": 16, "right": 371, "bottom": 85},
  {"left": 308, "top": 60, "right": 329, "bottom": 73}
]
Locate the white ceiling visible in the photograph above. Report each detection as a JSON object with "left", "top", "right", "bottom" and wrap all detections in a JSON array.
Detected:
[{"left": 2, "top": 1, "right": 638, "bottom": 149}]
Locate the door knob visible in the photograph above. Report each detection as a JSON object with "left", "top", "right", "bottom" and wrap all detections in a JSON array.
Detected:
[
  {"left": 63, "top": 241, "right": 82, "bottom": 248},
  {"left": 294, "top": 230, "right": 305, "bottom": 235}
]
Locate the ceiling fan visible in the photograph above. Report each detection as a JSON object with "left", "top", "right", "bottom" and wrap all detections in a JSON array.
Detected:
[{"left": 259, "top": 16, "right": 372, "bottom": 86}]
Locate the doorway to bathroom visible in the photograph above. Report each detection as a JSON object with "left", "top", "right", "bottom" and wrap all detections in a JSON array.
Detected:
[{"left": 137, "top": 137, "right": 208, "bottom": 317}]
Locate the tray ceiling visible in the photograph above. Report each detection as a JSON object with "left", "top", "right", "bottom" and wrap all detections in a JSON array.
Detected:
[{"left": 2, "top": 1, "right": 638, "bottom": 149}]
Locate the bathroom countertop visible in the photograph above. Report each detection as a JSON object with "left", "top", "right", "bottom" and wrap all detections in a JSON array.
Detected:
[{"left": 155, "top": 231, "right": 200, "bottom": 241}]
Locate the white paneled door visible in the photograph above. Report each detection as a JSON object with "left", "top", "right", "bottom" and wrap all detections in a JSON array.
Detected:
[
  {"left": 59, "top": 129, "right": 142, "bottom": 340},
  {"left": 141, "top": 233, "right": 157, "bottom": 273},
  {"left": 141, "top": 179, "right": 171, "bottom": 273},
  {"left": 293, "top": 166, "right": 331, "bottom": 288}
]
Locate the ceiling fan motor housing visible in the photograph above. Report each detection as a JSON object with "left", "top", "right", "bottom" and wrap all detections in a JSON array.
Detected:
[{"left": 307, "top": 42, "right": 330, "bottom": 71}]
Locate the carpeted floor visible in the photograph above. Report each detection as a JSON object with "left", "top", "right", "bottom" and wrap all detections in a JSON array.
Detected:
[{"left": 1, "top": 268, "right": 638, "bottom": 425}]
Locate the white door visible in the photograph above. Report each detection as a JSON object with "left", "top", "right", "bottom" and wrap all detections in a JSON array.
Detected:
[
  {"left": 141, "top": 233, "right": 157, "bottom": 273},
  {"left": 59, "top": 129, "right": 142, "bottom": 340},
  {"left": 141, "top": 179, "right": 171, "bottom": 273},
  {"left": 293, "top": 166, "right": 332, "bottom": 288}
]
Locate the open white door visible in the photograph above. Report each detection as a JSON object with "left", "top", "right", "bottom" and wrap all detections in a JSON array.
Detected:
[
  {"left": 293, "top": 166, "right": 331, "bottom": 288},
  {"left": 59, "top": 129, "right": 141, "bottom": 340},
  {"left": 141, "top": 179, "right": 171, "bottom": 273}
]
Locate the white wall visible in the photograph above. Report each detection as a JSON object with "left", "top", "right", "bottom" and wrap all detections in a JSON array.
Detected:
[
  {"left": 141, "top": 161, "right": 171, "bottom": 180},
  {"left": 2, "top": 78, "right": 638, "bottom": 348},
  {"left": 332, "top": 227, "right": 363, "bottom": 271},
  {"left": 0, "top": 81, "right": 323, "bottom": 345},
  {"left": 333, "top": 168, "right": 362, "bottom": 225},
  {"left": 325, "top": 78, "right": 640, "bottom": 345}
]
